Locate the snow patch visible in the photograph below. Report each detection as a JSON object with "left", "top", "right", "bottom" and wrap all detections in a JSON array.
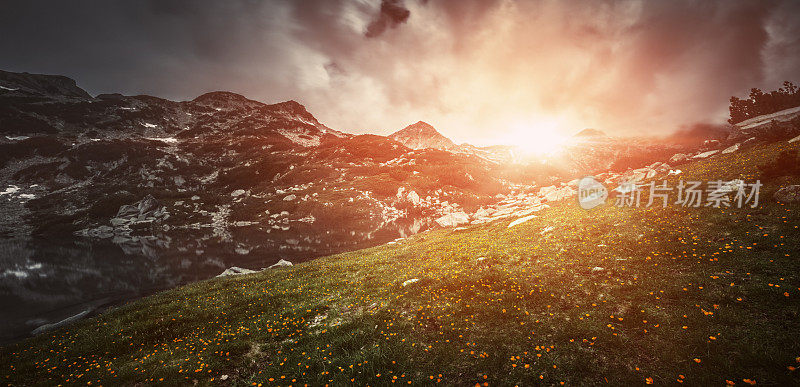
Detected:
[
  {"left": 0, "top": 186, "right": 20, "bottom": 196},
  {"left": 277, "top": 129, "right": 321, "bottom": 147},
  {"left": 145, "top": 137, "right": 178, "bottom": 143}
]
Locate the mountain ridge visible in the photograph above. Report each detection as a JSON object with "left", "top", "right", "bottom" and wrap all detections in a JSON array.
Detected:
[{"left": 389, "top": 120, "right": 457, "bottom": 150}]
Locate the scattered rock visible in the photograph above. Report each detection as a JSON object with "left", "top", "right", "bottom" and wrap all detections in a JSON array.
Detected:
[
  {"left": 406, "top": 190, "right": 421, "bottom": 205},
  {"left": 217, "top": 266, "right": 257, "bottom": 277},
  {"left": 721, "top": 143, "right": 740, "bottom": 154},
  {"left": 32, "top": 309, "right": 91, "bottom": 335},
  {"left": 774, "top": 185, "right": 800, "bottom": 202},
  {"left": 669, "top": 153, "right": 689, "bottom": 164},
  {"left": 542, "top": 186, "right": 575, "bottom": 202},
  {"left": 435, "top": 211, "right": 469, "bottom": 228},
  {"left": 268, "top": 259, "right": 293, "bottom": 269},
  {"left": 507, "top": 214, "right": 536, "bottom": 228},
  {"left": 402, "top": 278, "right": 419, "bottom": 287},
  {"left": 693, "top": 150, "right": 719, "bottom": 159},
  {"left": 110, "top": 195, "right": 167, "bottom": 229}
]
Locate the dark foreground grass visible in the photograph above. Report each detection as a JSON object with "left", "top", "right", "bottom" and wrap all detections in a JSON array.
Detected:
[{"left": 2, "top": 141, "right": 800, "bottom": 386}]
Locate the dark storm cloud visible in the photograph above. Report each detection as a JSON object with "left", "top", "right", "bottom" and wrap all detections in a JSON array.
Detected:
[
  {"left": 365, "top": 0, "right": 411, "bottom": 38},
  {"left": 0, "top": 0, "right": 799, "bottom": 142}
]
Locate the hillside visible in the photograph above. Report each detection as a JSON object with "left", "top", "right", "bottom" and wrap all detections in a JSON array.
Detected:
[
  {"left": 2, "top": 69, "right": 800, "bottom": 345},
  {"left": 2, "top": 137, "right": 799, "bottom": 385}
]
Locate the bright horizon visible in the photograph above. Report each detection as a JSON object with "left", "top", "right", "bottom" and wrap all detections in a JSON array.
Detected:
[{"left": 2, "top": 0, "right": 799, "bottom": 146}]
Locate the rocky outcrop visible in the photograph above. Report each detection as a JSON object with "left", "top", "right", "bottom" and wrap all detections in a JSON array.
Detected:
[
  {"left": 669, "top": 153, "right": 690, "bottom": 164},
  {"left": 721, "top": 143, "right": 740, "bottom": 154},
  {"left": 217, "top": 266, "right": 258, "bottom": 277},
  {"left": 268, "top": 259, "right": 293, "bottom": 269},
  {"left": 435, "top": 212, "right": 470, "bottom": 228},
  {"left": 692, "top": 150, "right": 720, "bottom": 159},
  {"left": 110, "top": 195, "right": 168, "bottom": 228}
]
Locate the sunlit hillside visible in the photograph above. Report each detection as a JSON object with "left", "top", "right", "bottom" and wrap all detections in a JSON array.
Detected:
[{"left": 2, "top": 138, "right": 799, "bottom": 386}]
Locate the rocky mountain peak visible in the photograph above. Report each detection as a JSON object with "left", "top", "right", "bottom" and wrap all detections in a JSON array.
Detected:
[
  {"left": 0, "top": 69, "right": 91, "bottom": 99},
  {"left": 389, "top": 121, "right": 456, "bottom": 150},
  {"left": 191, "top": 91, "right": 264, "bottom": 110},
  {"left": 574, "top": 128, "right": 607, "bottom": 138}
]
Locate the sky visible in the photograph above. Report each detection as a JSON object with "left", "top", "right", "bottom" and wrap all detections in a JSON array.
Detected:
[{"left": 1, "top": 0, "right": 799, "bottom": 145}]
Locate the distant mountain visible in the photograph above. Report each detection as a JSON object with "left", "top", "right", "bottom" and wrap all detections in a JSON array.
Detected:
[
  {"left": 574, "top": 128, "right": 607, "bottom": 138},
  {"left": 0, "top": 69, "right": 91, "bottom": 99},
  {"left": 0, "top": 69, "right": 742, "bottom": 266},
  {"left": 389, "top": 121, "right": 456, "bottom": 150},
  {"left": 0, "top": 69, "right": 526, "bottom": 265}
]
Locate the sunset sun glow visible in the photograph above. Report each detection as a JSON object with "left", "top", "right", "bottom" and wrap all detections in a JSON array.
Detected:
[{"left": 506, "top": 119, "right": 570, "bottom": 156}]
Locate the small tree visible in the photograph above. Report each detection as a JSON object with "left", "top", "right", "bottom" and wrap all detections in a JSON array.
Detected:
[{"left": 728, "top": 82, "right": 800, "bottom": 124}]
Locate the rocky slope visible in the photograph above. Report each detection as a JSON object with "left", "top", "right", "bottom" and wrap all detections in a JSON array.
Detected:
[{"left": 4, "top": 69, "right": 795, "bottom": 343}]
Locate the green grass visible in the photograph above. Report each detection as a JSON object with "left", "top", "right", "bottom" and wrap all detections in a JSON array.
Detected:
[{"left": 2, "top": 141, "right": 800, "bottom": 386}]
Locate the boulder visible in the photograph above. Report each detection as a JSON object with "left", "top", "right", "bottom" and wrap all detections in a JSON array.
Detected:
[
  {"left": 669, "top": 153, "right": 689, "bottom": 164},
  {"left": 112, "top": 195, "right": 166, "bottom": 228},
  {"left": 540, "top": 226, "right": 555, "bottom": 235},
  {"left": 406, "top": 190, "right": 421, "bottom": 205},
  {"left": 110, "top": 217, "right": 131, "bottom": 227},
  {"left": 217, "top": 266, "right": 258, "bottom": 277},
  {"left": 283, "top": 194, "right": 297, "bottom": 201},
  {"left": 230, "top": 189, "right": 246, "bottom": 197},
  {"left": 435, "top": 212, "right": 470, "bottom": 228},
  {"left": 137, "top": 194, "right": 160, "bottom": 214},
  {"left": 268, "top": 259, "right": 293, "bottom": 269},
  {"left": 402, "top": 278, "right": 420, "bottom": 287},
  {"left": 721, "top": 143, "right": 740, "bottom": 154},
  {"left": 693, "top": 150, "right": 719, "bottom": 159},
  {"left": 789, "top": 134, "right": 800, "bottom": 143},
  {"left": 774, "top": 185, "right": 800, "bottom": 202},
  {"left": 507, "top": 214, "right": 536, "bottom": 228}
]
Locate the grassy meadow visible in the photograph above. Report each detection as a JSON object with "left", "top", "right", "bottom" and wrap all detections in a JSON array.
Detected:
[{"left": 2, "top": 140, "right": 800, "bottom": 386}]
